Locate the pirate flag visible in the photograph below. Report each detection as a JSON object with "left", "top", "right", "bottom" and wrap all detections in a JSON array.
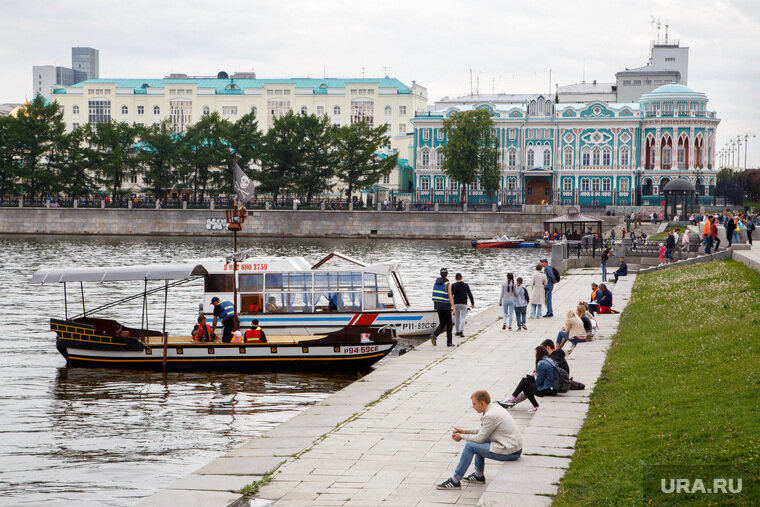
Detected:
[{"left": 233, "top": 160, "right": 256, "bottom": 203}]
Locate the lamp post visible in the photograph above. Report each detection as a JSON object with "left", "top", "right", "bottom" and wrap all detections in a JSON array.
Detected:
[{"left": 742, "top": 132, "right": 756, "bottom": 170}]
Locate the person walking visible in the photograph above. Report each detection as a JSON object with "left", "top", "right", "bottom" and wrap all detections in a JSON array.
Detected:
[
  {"left": 451, "top": 273, "right": 475, "bottom": 337},
  {"left": 528, "top": 264, "right": 547, "bottom": 318},
  {"left": 665, "top": 230, "right": 676, "bottom": 263},
  {"left": 747, "top": 216, "right": 755, "bottom": 245},
  {"left": 541, "top": 258, "right": 556, "bottom": 317},
  {"left": 726, "top": 215, "right": 735, "bottom": 247},
  {"left": 601, "top": 247, "right": 610, "bottom": 282},
  {"left": 431, "top": 268, "right": 455, "bottom": 347},
  {"left": 514, "top": 277, "right": 529, "bottom": 331},
  {"left": 710, "top": 217, "right": 720, "bottom": 252},
  {"left": 499, "top": 273, "right": 517, "bottom": 330}
]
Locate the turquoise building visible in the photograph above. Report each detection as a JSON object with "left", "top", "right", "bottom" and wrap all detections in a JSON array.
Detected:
[{"left": 411, "top": 83, "right": 719, "bottom": 207}]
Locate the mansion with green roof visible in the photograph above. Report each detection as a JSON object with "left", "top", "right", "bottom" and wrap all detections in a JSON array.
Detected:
[{"left": 411, "top": 83, "right": 719, "bottom": 207}]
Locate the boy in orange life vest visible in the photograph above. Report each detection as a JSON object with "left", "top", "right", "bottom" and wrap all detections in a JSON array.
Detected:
[
  {"left": 192, "top": 315, "right": 214, "bottom": 342},
  {"left": 244, "top": 319, "right": 268, "bottom": 343}
]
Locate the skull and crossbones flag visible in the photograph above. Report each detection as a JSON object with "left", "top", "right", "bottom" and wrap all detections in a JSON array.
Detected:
[{"left": 233, "top": 160, "right": 256, "bottom": 203}]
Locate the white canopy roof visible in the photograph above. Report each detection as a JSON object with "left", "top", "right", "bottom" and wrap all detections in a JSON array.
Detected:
[{"left": 31, "top": 263, "right": 209, "bottom": 284}]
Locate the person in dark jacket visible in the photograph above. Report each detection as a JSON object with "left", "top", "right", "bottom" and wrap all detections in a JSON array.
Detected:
[
  {"left": 600, "top": 248, "right": 610, "bottom": 282},
  {"left": 595, "top": 283, "right": 615, "bottom": 314},
  {"left": 431, "top": 268, "right": 455, "bottom": 347},
  {"left": 726, "top": 216, "right": 735, "bottom": 247},
  {"left": 613, "top": 257, "right": 628, "bottom": 283},
  {"left": 540, "top": 339, "right": 569, "bottom": 375},
  {"left": 665, "top": 230, "right": 676, "bottom": 263},
  {"left": 451, "top": 273, "right": 475, "bottom": 337}
]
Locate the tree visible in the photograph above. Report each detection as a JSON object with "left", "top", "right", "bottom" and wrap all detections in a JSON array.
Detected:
[
  {"left": 438, "top": 109, "right": 500, "bottom": 204},
  {"left": 0, "top": 116, "right": 19, "bottom": 197},
  {"left": 56, "top": 125, "right": 97, "bottom": 199},
  {"left": 180, "top": 112, "right": 230, "bottom": 203},
  {"left": 334, "top": 121, "right": 396, "bottom": 204},
  {"left": 91, "top": 121, "right": 140, "bottom": 199},
  {"left": 12, "top": 96, "right": 66, "bottom": 201},
  {"left": 223, "top": 110, "right": 262, "bottom": 198},
  {"left": 294, "top": 113, "right": 335, "bottom": 205},
  {"left": 258, "top": 111, "right": 302, "bottom": 202},
  {"left": 138, "top": 120, "right": 179, "bottom": 200}
]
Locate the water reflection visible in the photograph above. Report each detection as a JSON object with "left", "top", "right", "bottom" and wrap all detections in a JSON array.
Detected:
[{"left": 0, "top": 235, "right": 542, "bottom": 505}]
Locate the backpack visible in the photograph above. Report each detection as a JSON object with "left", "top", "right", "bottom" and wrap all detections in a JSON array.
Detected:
[
  {"left": 551, "top": 266, "right": 561, "bottom": 283},
  {"left": 548, "top": 359, "right": 571, "bottom": 393},
  {"left": 569, "top": 378, "right": 585, "bottom": 390},
  {"left": 523, "top": 286, "right": 530, "bottom": 304}
]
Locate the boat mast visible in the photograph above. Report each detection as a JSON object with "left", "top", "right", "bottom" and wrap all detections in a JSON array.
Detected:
[{"left": 226, "top": 201, "right": 247, "bottom": 326}]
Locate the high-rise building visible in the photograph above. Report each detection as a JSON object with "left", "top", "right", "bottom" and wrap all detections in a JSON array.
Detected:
[{"left": 72, "top": 47, "right": 99, "bottom": 80}]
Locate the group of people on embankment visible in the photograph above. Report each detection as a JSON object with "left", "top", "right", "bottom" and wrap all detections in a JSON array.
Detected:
[{"left": 430, "top": 255, "right": 622, "bottom": 491}]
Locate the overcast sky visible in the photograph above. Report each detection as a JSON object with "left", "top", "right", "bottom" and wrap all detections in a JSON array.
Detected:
[{"left": 2, "top": 0, "right": 759, "bottom": 165}]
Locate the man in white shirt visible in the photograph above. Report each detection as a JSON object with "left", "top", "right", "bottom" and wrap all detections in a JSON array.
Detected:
[{"left": 436, "top": 390, "right": 522, "bottom": 489}]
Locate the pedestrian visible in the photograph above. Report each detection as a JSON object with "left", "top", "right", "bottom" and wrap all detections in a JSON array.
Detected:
[
  {"left": 658, "top": 242, "right": 666, "bottom": 264},
  {"left": 747, "top": 216, "right": 755, "bottom": 245},
  {"left": 540, "top": 259, "right": 556, "bottom": 317},
  {"left": 681, "top": 229, "right": 690, "bottom": 251},
  {"left": 514, "top": 277, "right": 529, "bottom": 331},
  {"left": 499, "top": 273, "right": 517, "bottom": 330},
  {"left": 451, "top": 273, "right": 475, "bottom": 337},
  {"left": 710, "top": 217, "right": 720, "bottom": 252},
  {"left": 726, "top": 214, "right": 735, "bottom": 247},
  {"left": 435, "top": 390, "right": 522, "bottom": 490},
  {"left": 665, "top": 230, "right": 676, "bottom": 262},
  {"left": 431, "top": 268, "right": 455, "bottom": 347},
  {"left": 611, "top": 229, "right": 616, "bottom": 242},
  {"left": 528, "top": 264, "right": 547, "bottom": 318}
]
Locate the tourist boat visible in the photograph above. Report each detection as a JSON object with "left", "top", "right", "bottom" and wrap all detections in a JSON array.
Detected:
[
  {"left": 33, "top": 260, "right": 401, "bottom": 371},
  {"left": 471, "top": 235, "right": 524, "bottom": 248}
]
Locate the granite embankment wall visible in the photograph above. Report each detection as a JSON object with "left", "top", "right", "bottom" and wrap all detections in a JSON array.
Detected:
[{"left": 0, "top": 208, "right": 578, "bottom": 239}]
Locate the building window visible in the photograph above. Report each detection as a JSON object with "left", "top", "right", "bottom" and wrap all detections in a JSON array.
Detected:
[
  {"left": 130, "top": 171, "right": 138, "bottom": 184},
  {"left": 509, "top": 128, "right": 516, "bottom": 139},
  {"left": 421, "top": 149, "right": 430, "bottom": 167},
  {"left": 399, "top": 106, "right": 406, "bottom": 115},
  {"left": 526, "top": 129, "right": 533, "bottom": 139},
  {"left": 620, "top": 178, "right": 629, "bottom": 192},
  {"left": 201, "top": 106, "right": 210, "bottom": 115},
  {"left": 333, "top": 105, "right": 341, "bottom": 116},
  {"left": 450, "top": 179, "right": 458, "bottom": 191},
  {"left": 677, "top": 103, "right": 687, "bottom": 116},
  {"left": 663, "top": 146, "right": 672, "bottom": 166},
  {"left": 137, "top": 105, "right": 144, "bottom": 115},
  {"left": 222, "top": 106, "right": 238, "bottom": 116},
  {"left": 563, "top": 178, "right": 572, "bottom": 193},
  {"left": 602, "top": 178, "right": 611, "bottom": 192},
  {"left": 602, "top": 148, "right": 611, "bottom": 166},
  {"left": 398, "top": 123, "right": 406, "bottom": 134},
  {"left": 563, "top": 148, "right": 573, "bottom": 168},
  {"left": 436, "top": 129, "right": 443, "bottom": 141},
  {"left": 384, "top": 105, "right": 392, "bottom": 116},
  {"left": 507, "top": 178, "right": 516, "bottom": 191},
  {"left": 592, "top": 179, "right": 601, "bottom": 192},
  {"left": 436, "top": 151, "right": 444, "bottom": 167},
  {"left": 301, "top": 106, "right": 308, "bottom": 115},
  {"left": 508, "top": 149, "right": 516, "bottom": 168},
  {"left": 633, "top": 80, "right": 642, "bottom": 85},
  {"left": 422, "top": 129, "right": 429, "bottom": 141},
  {"left": 592, "top": 148, "right": 600, "bottom": 166},
  {"left": 268, "top": 99, "right": 290, "bottom": 128},
  {"left": 581, "top": 178, "right": 590, "bottom": 192},
  {"left": 382, "top": 174, "right": 390, "bottom": 184},
  {"left": 88, "top": 99, "right": 111, "bottom": 124},
  {"left": 543, "top": 149, "right": 550, "bottom": 168},
  {"left": 170, "top": 99, "right": 192, "bottom": 133},
  {"left": 267, "top": 89, "right": 274, "bottom": 95},
  {"left": 435, "top": 177, "right": 444, "bottom": 191},
  {"left": 72, "top": 122, "right": 79, "bottom": 130},
  {"left": 527, "top": 148, "right": 534, "bottom": 168},
  {"left": 153, "top": 105, "right": 160, "bottom": 115},
  {"left": 663, "top": 102, "right": 673, "bottom": 115},
  {"left": 622, "top": 80, "right": 631, "bottom": 85},
  {"left": 420, "top": 177, "right": 429, "bottom": 191},
  {"left": 620, "top": 147, "right": 630, "bottom": 167},
  {"left": 72, "top": 105, "right": 80, "bottom": 115},
  {"left": 316, "top": 106, "right": 324, "bottom": 116},
  {"left": 121, "top": 105, "right": 128, "bottom": 115},
  {"left": 350, "top": 100, "right": 374, "bottom": 126},
  {"left": 582, "top": 149, "right": 590, "bottom": 167},
  {"left": 677, "top": 145, "right": 685, "bottom": 168}
]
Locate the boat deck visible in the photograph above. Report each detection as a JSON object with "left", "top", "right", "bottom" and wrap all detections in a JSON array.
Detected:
[{"left": 144, "top": 335, "right": 327, "bottom": 346}]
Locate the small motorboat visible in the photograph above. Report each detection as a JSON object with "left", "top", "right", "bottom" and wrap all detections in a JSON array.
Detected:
[{"left": 471, "top": 235, "right": 524, "bottom": 249}]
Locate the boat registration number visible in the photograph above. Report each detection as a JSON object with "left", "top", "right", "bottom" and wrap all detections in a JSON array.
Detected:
[
  {"left": 344, "top": 345, "right": 379, "bottom": 354},
  {"left": 223, "top": 263, "right": 268, "bottom": 271}
]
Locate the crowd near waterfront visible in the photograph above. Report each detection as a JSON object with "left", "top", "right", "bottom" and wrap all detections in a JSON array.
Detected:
[{"left": 0, "top": 234, "right": 542, "bottom": 505}]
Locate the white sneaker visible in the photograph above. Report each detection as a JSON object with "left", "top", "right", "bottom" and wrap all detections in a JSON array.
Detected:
[{"left": 528, "top": 406, "right": 539, "bottom": 415}]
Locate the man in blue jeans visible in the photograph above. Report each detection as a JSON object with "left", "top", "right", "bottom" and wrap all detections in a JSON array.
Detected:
[
  {"left": 436, "top": 390, "right": 522, "bottom": 489},
  {"left": 541, "top": 258, "right": 556, "bottom": 317}
]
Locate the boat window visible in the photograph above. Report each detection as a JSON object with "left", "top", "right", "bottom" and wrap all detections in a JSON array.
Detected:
[
  {"left": 314, "top": 272, "right": 338, "bottom": 290},
  {"left": 205, "top": 274, "right": 234, "bottom": 292},
  {"left": 288, "top": 273, "right": 312, "bottom": 291},
  {"left": 314, "top": 292, "right": 338, "bottom": 312},
  {"left": 265, "top": 273, "right": 284, "bottom": 291},
  {"left": 239, "top": 274, "right": 263, "bottom": 292},
  {"left": 364, "top": 290, "right": 379, "bottom": 310},
  {"left": 264, "top": 293, "right": 312, "bottom": 313},
  {"left": 341, "top": 292, "right": 362, "bottom": 312},
  {"left": 377, "top": 275, "right": 390, "bottom": 291},
  {"left": 315, "top": 292, "right": 361, "bottom": 312},
  {"left": 338, "top": 272, "right": 362, "bottom": 289},
  {"left": 362, "top": 274, "right": 395, "bottom": 310},
  {"left": 363, "top": 273, "right": 377, "bottom": 291},
  {"left": 241, "top": 294, "right": 263, "bottom": 314}
]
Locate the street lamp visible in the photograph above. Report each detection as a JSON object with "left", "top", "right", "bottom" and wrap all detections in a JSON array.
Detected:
[{"left": 741, "top": 132, "right": 756, "bottom": 170}]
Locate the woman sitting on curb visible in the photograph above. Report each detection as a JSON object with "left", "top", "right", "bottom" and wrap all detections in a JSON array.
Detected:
[
  {"left": 555, "top": 306, "right": 589, "bottom": 354},
  {"left": 497, "top": 346, "right": 557, "bottom": 415}
]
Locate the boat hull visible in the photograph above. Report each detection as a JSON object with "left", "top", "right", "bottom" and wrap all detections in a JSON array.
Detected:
[
  {"left": 474, "top": 241, "right": 522, "bottom": 248},
  {"left": 52, "top": 319, "right": 396, "bottom": 371}
]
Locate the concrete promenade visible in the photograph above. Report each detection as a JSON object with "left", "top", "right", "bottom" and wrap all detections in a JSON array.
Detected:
[{"left": 138, "top": 269, "right": 634, "bottom": 507}]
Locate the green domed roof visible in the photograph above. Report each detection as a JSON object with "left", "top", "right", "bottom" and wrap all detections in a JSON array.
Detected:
[{"left": 640, "top": 83, "right": 707, "bottom": 103}]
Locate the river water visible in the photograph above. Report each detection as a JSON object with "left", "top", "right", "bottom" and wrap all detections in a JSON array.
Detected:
[{"left": 0, "top": 235, "right": 543, "bottom": 506}]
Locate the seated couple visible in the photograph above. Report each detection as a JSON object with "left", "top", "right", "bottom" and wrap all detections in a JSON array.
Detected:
[
  {"left": 589, "top": 283, "right": 616, "bottom": 315},
  {"left": 497, "top": 342, "right": 569, "bottom": 414},
  {"left": 436, "top": 390, "right": 522, "bottom": 490},
  {"left": 555, "top": 303, "right": 597, "bottom": 354}
]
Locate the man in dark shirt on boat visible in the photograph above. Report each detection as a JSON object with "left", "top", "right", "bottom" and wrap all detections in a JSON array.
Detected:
[{"left": 211, "top": 297, "right": 236, "bottom": 343}]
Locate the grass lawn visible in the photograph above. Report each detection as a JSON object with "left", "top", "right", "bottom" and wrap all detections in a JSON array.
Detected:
[{"left": 553, "top": 259, "right": 760, "bottom": 506}]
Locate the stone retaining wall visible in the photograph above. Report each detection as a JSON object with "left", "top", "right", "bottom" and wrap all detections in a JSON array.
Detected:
[{"left": 0, "top": 208, "right": 586, "bottom": 239}]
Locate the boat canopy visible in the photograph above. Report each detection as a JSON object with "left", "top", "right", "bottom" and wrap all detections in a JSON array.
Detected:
[{"left": 31, "top": 263, "right": 209, "bottom": 284}]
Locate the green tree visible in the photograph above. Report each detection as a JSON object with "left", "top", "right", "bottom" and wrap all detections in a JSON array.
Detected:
[
  {"left": 138, "top": 120, "right": 179, "bottom": 200},
  {"left": 91, "top": 121, "right": 140, "bottom": 199},
  {"left": 258, "top": 111, "right": 302, "bottom": 202},
  {"left": 0, "top": 115, "right": 19, "bottom": 196},
  {"left": 334, "top": 121, "right": 396, "bottom": 204},
  {"left": 294, "top": 113, "right": 335, "bottom": 205},
  {"left": 12, "top": 96, "right": 66, "bottom": 200},
  {"left": 438, "top": 109, "right": 500, "bottom": 204},
  {"left": 180, "top": 112, "right": 230, "bottom": 203},
  {"left": 56, "top": 125, "right": 97, "bottom": 199},
  {"left": 223, "top": 110, "right": 262, "bottom": 197}
]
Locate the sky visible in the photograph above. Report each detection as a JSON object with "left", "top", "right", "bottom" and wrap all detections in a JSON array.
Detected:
[{"left": 1, "top": 0, "right": 759, "bottom": 166}]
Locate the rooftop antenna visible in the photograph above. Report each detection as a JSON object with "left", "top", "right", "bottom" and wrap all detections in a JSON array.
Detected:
[
  {"left": 476, "top": 74, "right": 479, "bottom": 95},
  {"left": 381, "top": 65, "right": 390, "bottom": 78},
  {"left": 664, "top": 24, "right": 669, "bottom": 44},
  {"left": 548, "top": 68, "right": 552, "bottom": 95},
  {"left": 656, "top": 19, "right": 661, "bottom": 43},
  {"left": 470, "top": 68, "right": 473, "bottom": 96},
  {"left": 361, "top": 66, "right": 366, "bottom": 78}
]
